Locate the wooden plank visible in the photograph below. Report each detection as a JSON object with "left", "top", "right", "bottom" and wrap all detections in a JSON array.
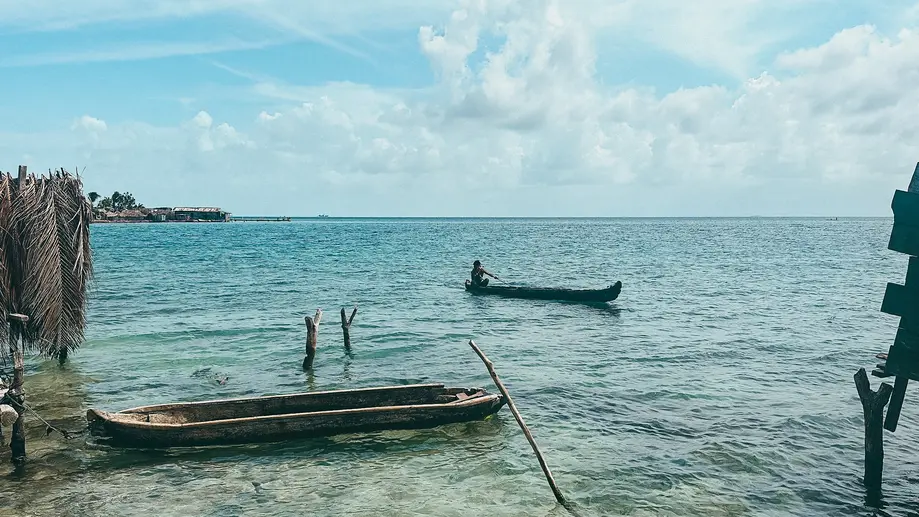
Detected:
[
  {"left": 906, "top": 257, "right": 919, "bottom": 287},
  {"left": 893, "top": 326, "right": 919, "bottom": 351},
  {"left": 885, "top": 376, "right": 909, "bottom": 432},
  {"left": 880, "top": 283, "right": 919, "bottom": 320},
  {"left": 892, "top": 190, "right": 919, "bottom": 226},
  {"left": 889, "top": 223, "right": 919, "bottom": 257},
  {"left": 884, "top": 344, "right": 919, "bottom": 379},
  {"left": 872, "top": 360, "right": 892, "bottom": 378},
  {"left": 899, "top": 316, "right": 919, "bottom": 333}
]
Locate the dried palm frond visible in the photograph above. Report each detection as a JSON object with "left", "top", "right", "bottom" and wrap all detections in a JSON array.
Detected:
[
  {"left": 20, "top": 175, "right": 64, "bottom": 355},
  {"left": 0, "top": 168, "right": 92, "bottom": 359},
  {"left": 0, "top": 174, "right": 16, "bottom": 355},
  {"left": 53, "top": 171, "right": 93, "bottom": 357}
]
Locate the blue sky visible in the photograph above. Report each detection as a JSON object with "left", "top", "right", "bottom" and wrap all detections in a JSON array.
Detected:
[{"left": 0, "top": 1, "right": 918, "bottom": 216}]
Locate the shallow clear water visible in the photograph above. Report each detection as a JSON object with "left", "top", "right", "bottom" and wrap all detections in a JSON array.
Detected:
[{"left": 1, "top": 218, "right": 917, "bottom": 516}]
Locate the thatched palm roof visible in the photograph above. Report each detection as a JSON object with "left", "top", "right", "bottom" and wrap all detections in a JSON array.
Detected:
[{"left": 0, "top": 168, "right": 93, "bottom": 360}]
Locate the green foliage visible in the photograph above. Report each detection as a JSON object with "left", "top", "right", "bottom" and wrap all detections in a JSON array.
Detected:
[{"left": 94, "top": 191, "right": 145, "bottom": 212}]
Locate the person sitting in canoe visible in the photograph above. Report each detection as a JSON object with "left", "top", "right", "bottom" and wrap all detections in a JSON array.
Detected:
[{"left": 471, "top": 260, "right": 499, "bottom": 287}]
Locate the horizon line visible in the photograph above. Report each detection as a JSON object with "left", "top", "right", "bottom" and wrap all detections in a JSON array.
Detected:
[{"left": 228, "top": 215, "right": 891, "bottom": 219}]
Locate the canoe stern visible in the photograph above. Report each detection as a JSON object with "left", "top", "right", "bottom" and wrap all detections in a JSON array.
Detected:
[{"left": 87, "top": 408, "right": 114, "bottom": 438}]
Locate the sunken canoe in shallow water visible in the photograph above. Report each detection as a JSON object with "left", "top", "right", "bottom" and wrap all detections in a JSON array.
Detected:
[
  {"left": 464, "top": 279, "right": 623, "bottom": 303},
  {"left": 86, "top": 383, "right": 505, "bottom": 448}
]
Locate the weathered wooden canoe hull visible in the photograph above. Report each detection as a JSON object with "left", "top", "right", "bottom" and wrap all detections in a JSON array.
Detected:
[
  {"left": 87, "top": 383, "right": 505, "bottom": 448},
  {"left": 464, "top": 280, "right": 622, "bottom": 302}
]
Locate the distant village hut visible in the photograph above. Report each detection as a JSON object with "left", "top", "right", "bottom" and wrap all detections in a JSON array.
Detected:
[
  {"left": 173, "top": 207, "right": 230, "bottom": 222},
  {"left": 116, "top": 209, "right": 147, "bottom": 221},
  {"left": 147, "top": 207, "right": 173, "bottom": 222}
]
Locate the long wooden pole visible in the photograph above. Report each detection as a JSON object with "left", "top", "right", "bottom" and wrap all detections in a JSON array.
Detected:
[{"left": 468, "top": 340, "right": 568, "bottom": 507}]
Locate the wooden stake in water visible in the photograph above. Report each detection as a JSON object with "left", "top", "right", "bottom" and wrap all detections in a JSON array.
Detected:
[
  {"left": 468, "top": 340, "right": 568, "bottom": 507},
  {"left": 855, "top": 367, "right": 893, "bottom": 495},
  {"left": 340, "top": 306, "right": 357, "bottom": 351},
  {"left": 303, "top": 309, "right": 322, "bottom": 370}
]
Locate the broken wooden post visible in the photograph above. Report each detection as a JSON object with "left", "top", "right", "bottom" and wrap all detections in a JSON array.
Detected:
[
  {"left": 7, "top": 313, "right": 28, "bottom": 467},
  {"left": 468, "top": 340, "right": 570, "bottom": 509},
  {"left": 855, "top": 368, "right": 894, "bottom": 494},
  {"left": 302, "top": 309, "right": 322, "bottom": 370},
  {"left": 340, "top": 306, "right": 357, "bottom": 350}
]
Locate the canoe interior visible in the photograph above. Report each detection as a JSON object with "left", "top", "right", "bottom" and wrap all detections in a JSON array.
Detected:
[
  {"left": 464, "top": 279, "right": 622, "bottom": 302},
  {"left": 86, "top": 383, "right": 505, "bottom": 449},
  {"left": 93, "top": 383, "right": 488, "bottom": 425}
]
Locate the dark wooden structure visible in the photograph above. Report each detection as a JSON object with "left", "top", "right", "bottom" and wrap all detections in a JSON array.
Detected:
[
  {"left": 874, "top": 163, "right": 919, "bottom": 423},
  {"left": 464, "top": 279, "right": 623, "bottom": 303},
  {"left": 86, "top": 383, "right": 505, "bottom": 448},
  {"left": 229, "top": 216, "right": 291, "bottom": 222},
  {"left": 860, "top": 162, "right": 919, "bottom": 494}
]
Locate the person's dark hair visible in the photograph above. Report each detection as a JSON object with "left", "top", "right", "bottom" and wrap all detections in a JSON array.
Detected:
[{"left": 473, "top": 260, "right": 481, "bottom": 267}]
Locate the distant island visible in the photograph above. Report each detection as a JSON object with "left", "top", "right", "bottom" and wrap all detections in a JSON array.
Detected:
[{"left": 88, "top": 191, "right": 230, "bottom": 223}]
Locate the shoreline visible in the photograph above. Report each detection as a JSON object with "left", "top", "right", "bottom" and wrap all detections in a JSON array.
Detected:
[{"left": 90, "top": 219, "right": 232, "bottom": 224}]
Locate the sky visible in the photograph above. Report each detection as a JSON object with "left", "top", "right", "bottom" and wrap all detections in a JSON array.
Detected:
[{"left": 1, "top": 1, "right": 918, "bottom": 216}]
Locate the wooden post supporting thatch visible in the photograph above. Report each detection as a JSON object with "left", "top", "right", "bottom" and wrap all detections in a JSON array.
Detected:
[
  {"left": 468, "top": 340, "right": 569, "bottom": 508},
  {"left": 7, "top": 313, "right": 28, "bottom": 467},
  {"left": 855, "top": 368, "right": 893, "bottom": 494},
  {"left": 340, "top": 306, "right": 357, "bottom": 350},
  {"left": 303, "top": 309, "right": 322, "bottom": 370}
]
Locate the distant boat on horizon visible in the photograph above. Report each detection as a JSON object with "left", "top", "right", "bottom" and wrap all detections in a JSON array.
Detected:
[{"left": 317, "top": 214, "right": 329, "bottom": 218}]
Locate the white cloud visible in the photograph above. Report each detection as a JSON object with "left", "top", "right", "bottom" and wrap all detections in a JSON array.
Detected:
[
  {"left": 0, "top": 38, "right": 288, "bottom": 67},
  {"left": 0, "top": 0, "right": 873, "bottom": 77},
  {"left": 72, "top": 115, "right": 108, "bottom": 133},
  {"left": 0, "top": 0, "right": 455, "bottom": 34},
  {"left": 4, "top": 1, "right": 919, "bottom": 215},
  {"left": 192, "top": 111, "right": 213, "bottom": 129}
]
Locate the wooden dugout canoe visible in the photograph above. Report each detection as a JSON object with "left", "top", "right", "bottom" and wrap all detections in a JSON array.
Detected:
[
  {"left": 86, "top": 383, "right": 505, "bottom": 448},
  {"left": 464, "top": 279, "right": 623, "bottom": 303}
]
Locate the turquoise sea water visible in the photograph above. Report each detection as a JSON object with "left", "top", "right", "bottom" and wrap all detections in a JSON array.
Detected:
[{"left": 1, "top": 218, "right": 917, "bottom": 516}]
